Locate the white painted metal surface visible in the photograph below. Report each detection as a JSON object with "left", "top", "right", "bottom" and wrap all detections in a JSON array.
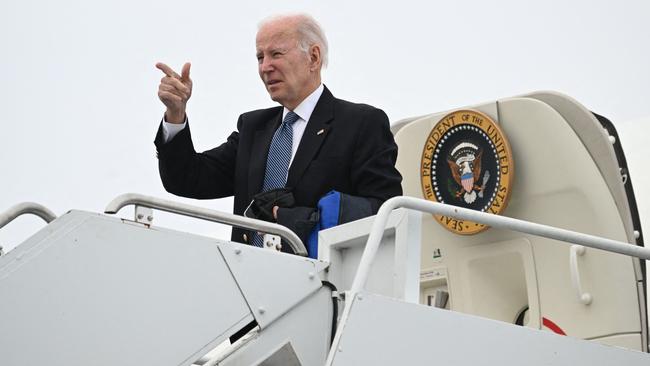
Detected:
[
  {"left": 523, "top": 91, "right": 637, "bottom": 244},
  {"left": 393, "top": 93, "right": 646, "bottom": 347},
  {"left": 0, "top": 209, "right": 339, "bottom": 366},
  {"left": 206, "top": 288, "right": 332, "bottom": 366},
  {"left": 0, "top": 211, "right": 255, "bottom": 366},
  {"left": 219, "top": 241, "right": 323, "bottom": 329},
  {"left": 326, "top": 293, "right": 650, "bottom": 365},
  {"left": 318, "top": 208, "right": 421, "bottom": 302}
]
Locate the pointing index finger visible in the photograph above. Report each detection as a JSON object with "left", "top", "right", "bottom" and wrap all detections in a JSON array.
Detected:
[{"left": 156, "top": 62, "right": 180, "bottom": 78}]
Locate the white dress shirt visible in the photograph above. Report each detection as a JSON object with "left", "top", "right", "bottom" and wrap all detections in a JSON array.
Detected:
[{"left": 161, "top": 84, "right": 324, "bottom": 169}]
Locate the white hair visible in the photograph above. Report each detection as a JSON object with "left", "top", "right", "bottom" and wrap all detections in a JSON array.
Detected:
[{"left": 259, "top": 13, "right": 329, "bottom": 68}]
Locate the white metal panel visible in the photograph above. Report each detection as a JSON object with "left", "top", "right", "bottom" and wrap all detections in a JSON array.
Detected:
[
  {"left": 0, "top": 209, "right": 89, "bottom": 276},
  {"left": 391, "top": 102, "right": 499, "bottom": 136},
  {"left": 258, "top": 342, "right": 302, "bottom": 366},
  {"left": 523, "top": 91, "right": 636, "bottom": 243},
  {"left": 318, "top": 209, "right": 421, "bottom": 302},
  {"left": 523, "top": 91, "right": 648, "bottom": 350},
  {"left": 328, "top": 293, "right": 650, "bottom": 365},
  {"left": 0, "top": 211, "right": 253, "bottom": 366},
  {"left": 499, "top": 98, "right": 641, "bottom": 340},
  {"left": 215, "top": 288, "right": 332, "bottom": 366},
  {"left": 219, "top": 241, "right": 323, "bottom": 329},
  {"left": 393, "top": 96, "right": 642, "bottom": 345},
  {"left": 592, "top": 333, "right": 643, "bottom": 350},
  {"left": 455, "top": 237, "right": 540, "bottom": 327}
]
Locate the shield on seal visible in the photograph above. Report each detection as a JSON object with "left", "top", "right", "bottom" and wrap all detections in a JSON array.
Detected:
[{"left": 461, "top": 172, "right": 474, "bottom": 192}]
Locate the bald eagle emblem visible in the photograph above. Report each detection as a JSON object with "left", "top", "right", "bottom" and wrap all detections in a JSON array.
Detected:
[{"left": 447, "top": 142, "right": 490, "bottom": 204}]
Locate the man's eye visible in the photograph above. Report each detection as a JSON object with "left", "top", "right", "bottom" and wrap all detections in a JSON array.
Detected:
[{"left": 272, "top": 52, "right": 283, "bottom": 57}]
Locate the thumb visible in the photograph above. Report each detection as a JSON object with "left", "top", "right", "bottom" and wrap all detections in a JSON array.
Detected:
[{"left": 181, "top": 62, "right": 191, "bottom": 81}]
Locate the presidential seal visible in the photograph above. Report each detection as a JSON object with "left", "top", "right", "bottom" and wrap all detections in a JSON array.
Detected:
[{"left": 420, "top": 110, "right": 514, "bottom": 234}]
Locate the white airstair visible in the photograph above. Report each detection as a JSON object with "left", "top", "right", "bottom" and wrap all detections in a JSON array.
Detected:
[{"left": 0, "top": 91, "right": 648, "bottom": 365}]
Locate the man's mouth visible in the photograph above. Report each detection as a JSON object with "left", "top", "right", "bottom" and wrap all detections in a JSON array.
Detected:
[{"left": 267, "top": 80, "right": 281, "bottom": 87}]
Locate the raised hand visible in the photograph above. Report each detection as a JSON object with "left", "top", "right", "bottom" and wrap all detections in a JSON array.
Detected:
[{"left": 156, "top": 62, "right": 192, "bottom": 123}]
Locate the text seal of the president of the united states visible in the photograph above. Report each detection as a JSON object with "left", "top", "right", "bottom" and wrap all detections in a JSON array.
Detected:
[{"left": 420, "top": 110, "right": 514, "bottom": 235}]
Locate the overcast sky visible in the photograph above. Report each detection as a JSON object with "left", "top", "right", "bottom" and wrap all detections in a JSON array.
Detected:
[{"left": 1, "top": 0, "right": 648, "bottom": 252}]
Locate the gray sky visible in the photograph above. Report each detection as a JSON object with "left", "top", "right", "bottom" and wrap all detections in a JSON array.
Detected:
[{"left": 1, "top": 0, "right": 649, "bottom": 252}]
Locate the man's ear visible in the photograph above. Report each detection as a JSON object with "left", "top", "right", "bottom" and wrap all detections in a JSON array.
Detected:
[{"left": 309, "top": 44, "right": 322, "bottom": 70}]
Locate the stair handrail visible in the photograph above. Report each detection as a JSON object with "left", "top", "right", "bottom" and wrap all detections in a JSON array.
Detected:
[
  {"left": 104, "top": 193, "right": 307, "bottom": 256},
  {"left": 350, "top": 195, "right": 650, "bottom": 294},
  {"left": 0, "top": 202, "right": 57, "bottom": 230}
]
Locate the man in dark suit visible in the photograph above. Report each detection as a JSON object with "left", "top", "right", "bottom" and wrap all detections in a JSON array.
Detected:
[{"left": 154, "top": 14, "right": 402, "bottom": 253}]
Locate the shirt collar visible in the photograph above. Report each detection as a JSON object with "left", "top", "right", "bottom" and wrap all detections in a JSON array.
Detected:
[{"left": 282, "top": 84, "right": 324, "bottom": 123}]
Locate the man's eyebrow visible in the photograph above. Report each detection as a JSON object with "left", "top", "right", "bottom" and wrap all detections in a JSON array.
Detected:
[
  {"left": 256, "top": 46, "right": 288, "bottom": 57},
  {"left": 269, "top": 47, "right": 288, "bottom": 53}
]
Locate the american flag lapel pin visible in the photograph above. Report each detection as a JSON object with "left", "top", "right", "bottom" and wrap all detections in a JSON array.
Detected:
[{"left": 317, "top": 129, "right": 325, "bottom": 135}]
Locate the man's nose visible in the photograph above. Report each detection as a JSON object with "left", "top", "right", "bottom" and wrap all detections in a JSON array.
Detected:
[{"left": 260, "top": 57, "right": 274, "bottom": 73}]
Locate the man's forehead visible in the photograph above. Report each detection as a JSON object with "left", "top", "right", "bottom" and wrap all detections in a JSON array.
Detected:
[{"left": 256, "top": 22, "right": 298, "bottom": 49}]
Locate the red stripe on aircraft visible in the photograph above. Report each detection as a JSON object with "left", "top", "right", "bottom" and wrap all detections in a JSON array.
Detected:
[{"left": 542, "top": 317, "right": 567, "bottom": 336}]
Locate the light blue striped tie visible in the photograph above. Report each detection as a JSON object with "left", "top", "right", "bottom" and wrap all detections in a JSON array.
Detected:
[{"left": 252, "top": 111, "right": 299, "bottom": 247}]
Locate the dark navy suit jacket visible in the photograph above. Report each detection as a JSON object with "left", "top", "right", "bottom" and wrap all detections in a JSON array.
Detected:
[{"left": 154, "top": 87, "right": 402, "bottom": 252}]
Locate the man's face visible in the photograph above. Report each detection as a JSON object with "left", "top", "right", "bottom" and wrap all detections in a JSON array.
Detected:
[{"left": 256, "top": 21, "right": 317, "bottom": 110}]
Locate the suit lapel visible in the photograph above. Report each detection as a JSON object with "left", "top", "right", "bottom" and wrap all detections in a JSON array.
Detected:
[
  {"left": 248, "top": 111, "right": 283, "bottom": 196},
  {"left": 286, "top": 87, "right": 335, "bottom": 188}
]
